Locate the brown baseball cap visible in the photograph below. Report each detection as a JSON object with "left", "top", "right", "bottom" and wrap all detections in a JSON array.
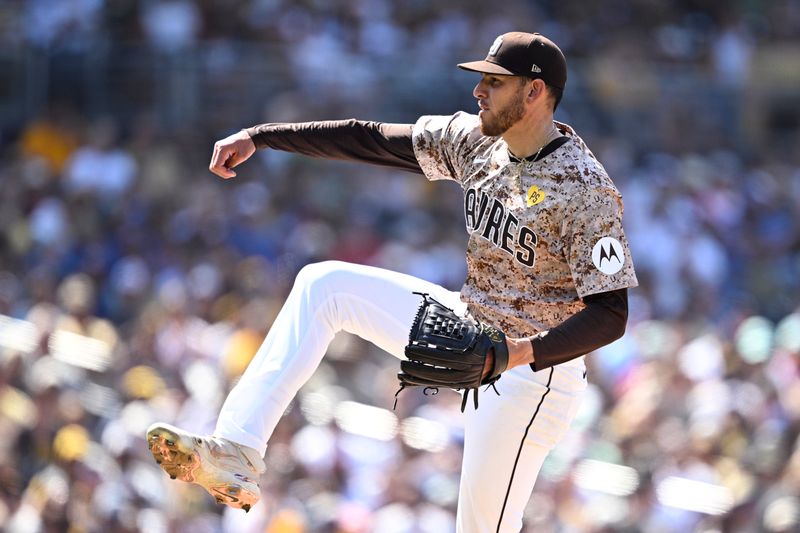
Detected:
[{"left": 458, "top": 32, "right": 567, "bottom": 89}]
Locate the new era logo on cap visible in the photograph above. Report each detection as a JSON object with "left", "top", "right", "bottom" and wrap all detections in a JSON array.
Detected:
[{"left": 457, "top": 32, "right": 567, "bottom": 89}]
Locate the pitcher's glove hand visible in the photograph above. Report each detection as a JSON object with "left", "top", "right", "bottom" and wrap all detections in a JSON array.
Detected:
[{"left": 397, "top": 293, "right": 509, "bottom": 411}]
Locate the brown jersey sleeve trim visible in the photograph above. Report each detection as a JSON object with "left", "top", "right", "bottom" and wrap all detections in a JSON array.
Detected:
[
  {"left": 245, "top": 120, "right": 422, "bottom": 174},
  {"left": 529, "top": 288, "right": 628, "bottom": 372}
]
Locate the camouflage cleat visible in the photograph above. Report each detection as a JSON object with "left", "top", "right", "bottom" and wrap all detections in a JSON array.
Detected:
[{"left": 146, "top": 423, "right": 265, "bottom": 511}]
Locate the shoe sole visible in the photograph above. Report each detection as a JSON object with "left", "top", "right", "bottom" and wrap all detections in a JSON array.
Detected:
[{"left": 146, "top": 423, "right": 256, "bottom": 512}]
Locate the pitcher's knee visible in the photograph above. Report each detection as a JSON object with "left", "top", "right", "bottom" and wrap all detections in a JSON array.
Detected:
[{"left": 294, "top": 260, "right": 352, "bottom": 294}]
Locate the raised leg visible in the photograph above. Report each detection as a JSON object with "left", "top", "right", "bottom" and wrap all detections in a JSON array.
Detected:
[{"left": 214, "top": 260, "right": 464, "bottom": 455}]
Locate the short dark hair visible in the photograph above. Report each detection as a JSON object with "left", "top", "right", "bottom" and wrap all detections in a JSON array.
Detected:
[
  {"left": 518, "top": 77, "right": 563, "bottom": 112},
  {"left": 547, "top": 85, "right": 563, "bottom": 111}
]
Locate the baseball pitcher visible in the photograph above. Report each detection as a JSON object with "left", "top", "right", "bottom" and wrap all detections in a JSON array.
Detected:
[{"left": 147, "top": 32, "right": 638, "bottom": 532}]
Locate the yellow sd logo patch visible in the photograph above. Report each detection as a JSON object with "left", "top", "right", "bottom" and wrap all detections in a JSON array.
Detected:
[{"left": 526, "top": 185, "right": 546, "bottom": 207}]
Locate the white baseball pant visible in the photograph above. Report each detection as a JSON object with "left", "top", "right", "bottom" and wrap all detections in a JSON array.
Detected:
[{"left": 215, "top": 261, "right": 586, "bottom": 532}]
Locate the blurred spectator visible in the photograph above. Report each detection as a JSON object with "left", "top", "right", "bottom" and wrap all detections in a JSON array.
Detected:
[
  {"left": 140, "top": 0, "right": 202, "bottom": 53},
  {"left": 64, "top": 117, "right": 137, "bottom": 199},
  {"left": 22, "top": 0, "right": 104, "bottom": 51}
]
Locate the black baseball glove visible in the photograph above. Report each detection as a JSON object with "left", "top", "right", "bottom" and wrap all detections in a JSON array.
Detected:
[{"left": 396, "top": 293, "right": 510, "bottom": 411}]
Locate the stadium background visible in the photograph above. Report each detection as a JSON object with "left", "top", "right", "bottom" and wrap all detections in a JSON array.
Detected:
[{"left": 1, "top": 1, "right": 799, "bottom": 531}]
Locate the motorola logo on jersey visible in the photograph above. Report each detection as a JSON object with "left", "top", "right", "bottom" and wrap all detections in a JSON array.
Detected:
[
  {"left": 592, "top": 237, "right": 625, "bottom": 275},
  {"left": 464, "top": 187, "right": 538, "bottom": 267}
]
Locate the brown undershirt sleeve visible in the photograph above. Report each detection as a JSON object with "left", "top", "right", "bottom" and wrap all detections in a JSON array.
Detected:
[
  {"left": 530, "top": 288, "right": 628, "bottom": 371},
  {"left": 246, "top": 119, "right": 422, "bottom": 174}
]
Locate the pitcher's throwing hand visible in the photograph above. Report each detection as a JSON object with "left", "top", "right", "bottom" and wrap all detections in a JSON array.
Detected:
[{"left": 208, "top": 130, "right": 255, "bottom": 179}]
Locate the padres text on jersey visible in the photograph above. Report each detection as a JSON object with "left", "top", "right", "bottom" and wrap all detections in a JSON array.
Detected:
[{"left": 464, "top": 187, "right": 538, "bottom": 267}]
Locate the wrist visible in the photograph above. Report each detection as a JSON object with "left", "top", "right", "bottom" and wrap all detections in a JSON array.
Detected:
[
  {"left": 242, "top": 127, "right": 262, "bottom": 149},
  {"left": 506, "top": 336, "right": 535, "bottom": 369}
]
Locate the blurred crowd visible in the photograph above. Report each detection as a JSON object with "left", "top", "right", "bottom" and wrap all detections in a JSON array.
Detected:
[{"left": 1, "top": 1, "right": 800, "bottom": 532}]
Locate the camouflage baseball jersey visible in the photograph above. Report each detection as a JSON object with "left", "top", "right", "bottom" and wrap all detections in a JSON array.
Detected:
[{"left": 412, "top": 112, "right": 638, "bottom": 338}]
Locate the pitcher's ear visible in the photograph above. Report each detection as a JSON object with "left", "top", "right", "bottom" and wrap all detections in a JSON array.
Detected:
[{"left": 528, "top": 79, "right": 545, "bottom": 99}]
